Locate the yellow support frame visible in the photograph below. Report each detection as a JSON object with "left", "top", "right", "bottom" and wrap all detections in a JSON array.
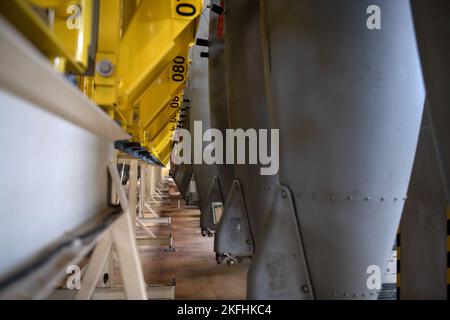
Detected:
[
  {"left": 82, "top": 0, "right": 121, "bottom": 114},
  {"left": 154, "top": 104, "right": 180, "bottom": 160},
  {"left": 0, "top": 0, "right": 94, "bottom": 74},
  {"left": 88, "top": 0, "right": 201, "bottom": 165},
  {"left": 114, "top": 0, "right": 201, "bottom": 133},
  {"left": 139, "top": 84, "right": 183, "bottom": 150},
  {"left": 116, "top": 0, "right": 201, "bottom": 108},
  {"left": 1, "top": 0, "right": 202, "bottom": 166}
]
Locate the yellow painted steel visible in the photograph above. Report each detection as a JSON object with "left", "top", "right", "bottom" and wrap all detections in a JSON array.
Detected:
[
  {"left": 53, "top": 0, "right": 93, "bottom": 71},
  {"left": 139, "top": 87, "right": 183, "bottom": 156},
  {"left": 0, "top": 0, "right": 94, "bottom": 74},
  {"left": 144, "top": 96, "right": 180, "bottom": 164},
  {"left": 114, "top": 1, "right": 200, "bottom": 125},
  {"left": 29, "top": 0, "right": 67, "bottom": 6},
  {"left": 91, "top": 0, "right": 201, "bottom": 164},
  {"left": 82, "top": 0, "right": 121, "bottom": 113},
  {"left": 1, "top": 0, "right": 201, "bottom": 165},
  {"left": 78, "top": 0, "right": 201, "bottom": 164}
]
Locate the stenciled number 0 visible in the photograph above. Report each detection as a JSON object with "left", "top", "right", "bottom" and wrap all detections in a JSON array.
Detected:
[{"left": 176, "top": 2, "right": 197, "bottom": 17}]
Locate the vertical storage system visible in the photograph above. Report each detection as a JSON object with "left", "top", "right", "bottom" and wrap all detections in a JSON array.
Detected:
[
  {"left": 213, "top": 0, "right": 279, "bottom": 264},
  {"left": 406, "top": 1, "right": 450, "bottom": 299},
  {"left": 0, "top": 0, "right": 202, "bottom": 299},
  {"left": 246, "top": 0, "right": 425, "bottom": 299},
  {"left": 207, "top": 0, "right": 234, "bottom": 205},
  {"left": 187, "top": 1, "right": 222, "bottom": 234}
]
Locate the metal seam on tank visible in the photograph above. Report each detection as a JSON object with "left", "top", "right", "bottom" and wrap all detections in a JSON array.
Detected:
[{"left": 292, "top": 193, "right": 407, "bottom": 202}]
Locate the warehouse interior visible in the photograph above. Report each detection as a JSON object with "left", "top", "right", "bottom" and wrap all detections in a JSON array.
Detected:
[{"left": 0, "top": 0, "right": 448, "bottom": 300}]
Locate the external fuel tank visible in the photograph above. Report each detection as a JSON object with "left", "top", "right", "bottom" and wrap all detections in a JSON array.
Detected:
[
  {"left": 188, "top": 3, "right": 221, "bottom": 218},
  {"left": 208, "top": 0, "right": 235, "bottom": 203},
  {"left": 247, "top": 0, "right": 425, "bottom": 299},
  {"left": 214, "top": 0, "right": 279, "bottom": 259}
]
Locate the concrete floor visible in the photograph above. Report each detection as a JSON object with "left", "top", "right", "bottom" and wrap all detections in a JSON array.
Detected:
[{"left": 137, "top": 195, "right": 250, "bottom": 300}]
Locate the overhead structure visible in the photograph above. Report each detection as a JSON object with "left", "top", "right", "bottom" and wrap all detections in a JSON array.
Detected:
[
  {"left": 171, "top": 0, "right": 427, "bottom": 300},
  {"left": 0, "top": 0, "right": 202, "bottom": 165},
  {"left": 0, "top": 0, "right": 202, "bottom": 299},
  {"left": 214, "top": 0, "right": 278, "bottom": 264},
  {"left": 1, "top": 0, "right": 449, "bottom": 301}
]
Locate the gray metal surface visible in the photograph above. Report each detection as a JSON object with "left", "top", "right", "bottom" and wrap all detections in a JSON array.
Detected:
[
  {"left": 188, "top": 2, "right": 220, "bottom": 211},
  {"left": 200, "top": 176, "right": 223, "bottom": 233},
  {"left": 214, "top": 180, "right": 253, "bottom": 259},
  {"left": 260, "top": 0, "right": 425, "bottom": 299},
  {"left": 180, "top": 166, "right": 193, "bottom": 199},
  {"left": 186, "top": 174, "right": 200, "bottom": 205},
  {"left": 0, "top": 17, "right": 126, "bottom": 277},
  {"left": 208, "top": 0, "right": 234, "bottom": 201},
  {"left": 224, "top": 0, "right": 279, "bottom": 250},
  {"left": 175, "top": 102, "right": 193, "bottom": 198},
  {"left": 0, "top": 88, "right": 114, "bottom": 276},
  {"left": 248, "top": 186, "right": 313, "bottom": 300}
]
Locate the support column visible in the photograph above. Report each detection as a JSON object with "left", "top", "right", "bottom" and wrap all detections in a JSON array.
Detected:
[
  {"left": 128, "top": 159, "right": 138, "bottom": 237},
  {"left": 139, "top": 162, "right": 146, "bottom": 218}
]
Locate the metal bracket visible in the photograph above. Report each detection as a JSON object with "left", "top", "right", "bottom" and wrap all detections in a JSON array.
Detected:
[
  {"left": 247, "top": 185, "right": 313, "bottom": 300},
  {"left": 75, "top": 162, "right": 148, "bottom": 300},
  {"left": 200, "top": 176, "right": 223, "bottom": 235},
  {"left": 214, "top": 180, "right": 253, "bottom": 262}
]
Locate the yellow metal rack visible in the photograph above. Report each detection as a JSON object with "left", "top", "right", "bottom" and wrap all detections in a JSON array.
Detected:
[{"left": 0, "top": 0, "right": 202, "bottom": 164}]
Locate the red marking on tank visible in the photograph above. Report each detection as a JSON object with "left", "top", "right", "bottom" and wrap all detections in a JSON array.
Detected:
[{"left": 216, "top": 0, "right": 225, "bottom": 39}]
